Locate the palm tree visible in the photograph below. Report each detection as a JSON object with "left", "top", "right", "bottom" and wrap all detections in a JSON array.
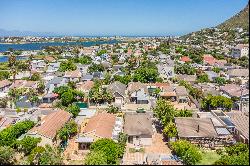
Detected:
[
  {"left": 28, "top": 54, "right": 34, "bottom": 78},
  {"left": 8, "top": 54, "right": 17, "bottom": 82}
]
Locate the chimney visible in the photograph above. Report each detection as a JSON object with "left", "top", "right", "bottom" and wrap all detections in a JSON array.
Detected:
[{"left": 197, "top": 124, "right": 200, "bottom": 133}]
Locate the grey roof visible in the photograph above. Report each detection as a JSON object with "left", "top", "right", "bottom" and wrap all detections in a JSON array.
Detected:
[
  {"left": 175, "top": 86, "right": 188, "bottom": 96},
  {"left": 225, "top": 112, "right": 249, "bottom": 140},
  {"left": 48, "top": 77, "right": 63, "bottom": 84},
  {"left": 78, "top": 109, "right": 96, "bottom": 118},
  {"left": 175, "top": 117, "right": 218, "bottom": 138},
  {"left": 215, "top": 127, "right": 231, "bottom": 135},
  {"left": 107, "top": 81, "right": 127, "bottom": 97},
  {"left": 82, "top": 74, "right": 93, "bottom": 80},
  {"left": 124, "top": 113, "right": 153, "bottom": 136},
  {"left": 227, "top": 69, "right": 249, "bottom": 77},
  {"left": 75, "top": 136, "right": 94, "bottom": 143},
  {"left": 177, "top": 74, "right": 197, "bottom": 82}
]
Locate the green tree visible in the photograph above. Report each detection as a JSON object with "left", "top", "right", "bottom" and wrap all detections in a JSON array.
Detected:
[
  {"left": 212, "top": 67, "right": 221, "bottom": 73},
  {"left": 106, "top": 105, "right": 120, "bottom": 114},
  {"left": 0, "top": 97, "right": 8, "bottom": 108},
  {"left": 114, "top": 75, "right": 132, "bottom": 85},
  {"left": 175, "top": 109, "right": 193, "bottom": 117},
  {"left": 27, "top": 146, "right": 45, "bottom": 165},
  {"left": 0, "top": 146, "right": 16, "bottom": 165},
  {"left": 153, "top": 98, "right": 175, "bottom": 126},
  {"left": 8, "top": 54, "right": 18, "bottom": 82},
  {"left": 197, "top": 73, "right": 210, "bottom": 83},
  {"left": 163, "top": 121, "right": 177, "bottom": 138},
  {"left": 30, "top": 72, "right": 41, "bottom": 81},
  {"left": 14, "top": 136, "right": 41, "bottom": 155},
  {"left": 133, "top": 67, "right": 160, "bottom": 83},
  {"left": 201, "top": 94, "right": 233, "bottom": 111},
  {"left": 214, "top": 143, "right": 249, "bottom": 165},
  {"left": 0, "top": 120, "right": 35, "bottom": 146},
  {"left": 57, "top": 120, "right": 78, "bottom": 142},
  {"left": 90, "top": 138, "right": 120, "bottom": 164},
  {"left": 214, "top": 77, "right": 226, "bottom": 85},
  {"left": 96, "top": 50, "right": 107, "bottom": 56},
  {"left": 66, "top": 103, "right": 80, "bottom": 117},
  {"left": 174, "top": 63, "right": 196, "bottom": 75},
  {"left": 170, "top": 140, "right": 202, "bottom": 165},
  {"left": 38, "top": 145, "right": 62, "bottom": 165},
  {"left": 59, "top": 60, "right": 76, "bottom": 72},
  {"left": 37, "top": 81, "right": 45, "bottom": 94},
  {"left": 84, "top": 151, "right": 108, "bottom": 165},
  {"left": 0, "top": 70, "right": 10, "bottom": 80},
  {"left": 88, "top": 63, "right": 104, "bottom": 73}
]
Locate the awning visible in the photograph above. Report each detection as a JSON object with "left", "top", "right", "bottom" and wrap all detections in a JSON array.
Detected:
[{"left": 75, "top": 136, "right": 94, "bottom": 143}]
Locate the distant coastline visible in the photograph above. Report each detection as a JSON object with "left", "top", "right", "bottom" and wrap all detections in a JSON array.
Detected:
[{"left": 0, "top": 39, "right": 120, "bottom": 52}]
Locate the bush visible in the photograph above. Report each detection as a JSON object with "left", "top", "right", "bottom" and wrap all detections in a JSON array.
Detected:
[
  {"left": 0, "top": 120, "right": 35, "bottom": 146},
  {"left": 170, "top": 140, "right": 202, "bottom": 165},
  {"left": 90, "top": 138, "right": 121, "bottom": 164}
]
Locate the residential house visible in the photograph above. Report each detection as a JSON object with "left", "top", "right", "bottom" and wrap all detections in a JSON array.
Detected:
[
  {"left": 127, "top": 82, "right": 149, "bottom": 104},
  {"left": 225, "top": 112, "right": 249, "bottom": 144},
  {"left": 76, "top": 113, "right": 122, "bottom": 150},
  {"left": 64, "top": 70, "right": 82, "bottom": 83},
  {"left": 124, "top": 112, "right": 153, "bottom": 146},
  {"left": 175, "top": 86, "right": 189, "bottom": 103},
  {"left": 47, "top": 62, "right": 61, "bottom": 73},
  {"left": 82, "top": 74, "right": 93, "bottom": 82},
  {"left": 231, "top": 44, "right": 249, "bottom": 58},
  {"left": 204, "top": 71, "right": 218, "bottom": 82},
  {"left": 31, "top": 60, "right": 46, "bottom": 72},
  {"left": 107, "top": 81, "right": 127, "bottom": 106},
  {"left": 0, "top": 80, "right": 12, "bottom": 92},
  {"left": 203, "top": 54, "right": 216, "bottom": 66},
  {"left": 26, "top": 110, "right": 71, "bottom": 146},
  {"left": 177, "top": 74, "right": 197, "bottom": 84},
  {"left": 45, "top": 77, "right": 66, "bottom": 93},
  {"left": 157, "top": 63, "right": 175, "bottom": 81},
  {"left": 42, "top": 93, "right": 58, "bottom": 103},
  {"left": 76, "top": 64, "right": 89, "bottom": 75},
  {"left": 175, "top": 117, "right": 219, "bottom": 147},
  {"left": 179, "top": 56, "right": 191, "bottom": 63},
  {"left": 227, "top": 69, "right": 249, "bottom": 83}
]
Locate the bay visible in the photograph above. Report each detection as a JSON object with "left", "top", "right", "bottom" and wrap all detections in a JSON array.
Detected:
[{"left": 0, "top": 39, "right": 119, "bottom": 52}]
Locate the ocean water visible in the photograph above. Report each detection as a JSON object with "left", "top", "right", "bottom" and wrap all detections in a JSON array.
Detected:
[
  {"left": 0, "top": 40, "right": 118, "bottom": 52},
  {"left": 0, "top": 40, "right": 119, "bottom": 62}
]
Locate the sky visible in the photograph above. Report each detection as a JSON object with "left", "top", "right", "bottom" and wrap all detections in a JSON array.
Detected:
[{"left": 0, "top": 0, "right": 248, "bottom": 36}]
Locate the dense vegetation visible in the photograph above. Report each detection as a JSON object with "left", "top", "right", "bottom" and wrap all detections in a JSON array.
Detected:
[{"left": 170, "top": 140, "right": 202, "bottom": 165}]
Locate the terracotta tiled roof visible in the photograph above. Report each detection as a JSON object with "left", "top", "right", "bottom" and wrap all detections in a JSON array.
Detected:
[
  {"left": 44, "top": 56, "right": 55, "bottom": 62},
  {"left": 64, "top": 70, "right": 81, "bottom": 78},
  {"left": 0, "top": 80, "right": 12, "bottom": 88},
  {"left": 203, "top": 54, "right": 216, "bottom": 65},
  {"left": 29, "top": 110, "right": 71, "bottom": 139},
  {"left": 76, "top": 81, "right": 94, "bottom": 92},
  {"left": 180, "top": 56, "right": 191, "bottom": 62},
  {"left": 83, "top": 113, "right": 116, "bottom": 138}
]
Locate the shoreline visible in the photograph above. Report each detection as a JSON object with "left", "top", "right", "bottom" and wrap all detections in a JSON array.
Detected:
[{"left": 0, "top": 39, "right": 116, "bottom": 45}]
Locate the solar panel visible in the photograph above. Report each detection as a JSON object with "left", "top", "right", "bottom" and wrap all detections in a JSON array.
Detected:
[{"left": 220, "top": 117, "right": 235, "bottom": 127}]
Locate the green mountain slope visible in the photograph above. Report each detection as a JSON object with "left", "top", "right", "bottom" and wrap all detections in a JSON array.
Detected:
[{"left": 217, "top": 3, "right": 249, "bottom": 30}]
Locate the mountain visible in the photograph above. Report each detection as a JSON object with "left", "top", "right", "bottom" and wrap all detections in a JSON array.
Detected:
[
  {"left": 0, "top": 28, "right": 57, "bottom": 37},
  {"left": 217, "top": 3, "right": 249, "bottom": 30}
]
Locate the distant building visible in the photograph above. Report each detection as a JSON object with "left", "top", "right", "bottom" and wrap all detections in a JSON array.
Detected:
[{"left": 231, "top": 44, "right": 249, "bottom": 58}]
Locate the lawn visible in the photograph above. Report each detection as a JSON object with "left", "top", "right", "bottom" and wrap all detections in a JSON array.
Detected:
[{"left": 196, "top": 150, "right": 221, "bottom": 165}]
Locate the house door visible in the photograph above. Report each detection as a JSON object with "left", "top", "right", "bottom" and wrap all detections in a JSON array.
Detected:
[{"left": 115, "top": 98, "right": 123, "bottom": 104}]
